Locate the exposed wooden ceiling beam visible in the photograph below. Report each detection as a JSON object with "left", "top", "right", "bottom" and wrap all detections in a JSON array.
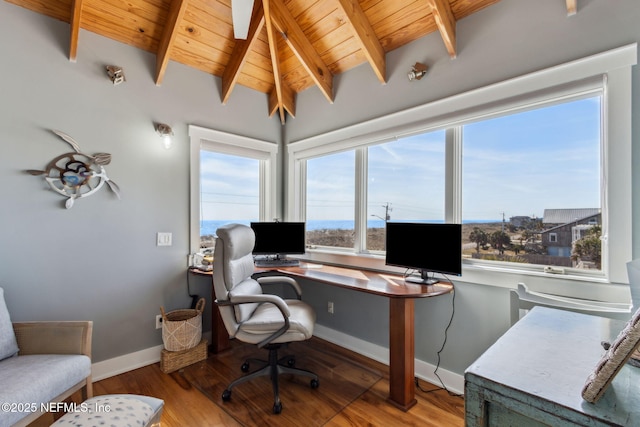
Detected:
[
  {"left": 264, "top": 0, "right": 286, "bottom": 123},
  {"left": 429, "top": 0, "right": 457, "bottom": 59},
  {"left": 221, "top": 1, "right": 265, "bottom": 105},
  {"left": 155, "top": 0, "right": 189, "bottom": 86},
  {"left": 268, "top": 83, "right": 295, "bottom": 121},
  {"left": 69, "top": 0, "right": 83, "bottom": 62},
  {"left": 268, "top": 88, "right": 279, "bottom": 117},
  {"left": 281, "top": 83, "right": 295, "bottom": 118},
  {"left": 566, "top": 0, "right": 577, "bottom": 16},
  {"left": 264, "top": 0, "right": 296, "bottom": 122},
  {"left": 269, "top": 0, "right": 333, "bottom": 103},
  {"left": 336, "top": 0, "right": 386, "bottom": 84}
]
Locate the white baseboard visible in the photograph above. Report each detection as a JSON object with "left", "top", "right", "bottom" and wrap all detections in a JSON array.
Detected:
[
  {"left": 313, "top": 324, "right": 464, "bottom": 395},
  {"left": 92, "top": 328, "right": 464, "bottom": 395},
  {"left": 92, "top": 332, "right": 213, "bottom": 382},
  {"left": 92, "top": 344, "right": 163, "bottom": 382}
]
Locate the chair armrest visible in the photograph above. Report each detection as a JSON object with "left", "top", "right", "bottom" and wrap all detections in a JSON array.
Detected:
[
  {"left": 13, "top": 321, "right": 92, "bottom": 357},
  {"left": 223, "top": 294, "right": 291, "bottom": 347},
  {"left": 229, "top": 294, "right": 291, "bottom": 318},
  {"left": 257, "top": 276, "right": 302, "bottom": 299}
]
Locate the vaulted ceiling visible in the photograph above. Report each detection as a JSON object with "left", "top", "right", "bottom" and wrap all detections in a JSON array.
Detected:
[{"left": 6, "top": 1, "right": 578, "bottom": 123}]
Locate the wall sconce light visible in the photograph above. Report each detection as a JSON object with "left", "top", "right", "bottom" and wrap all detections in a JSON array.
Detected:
[
  {"left": 407, "top": 62, "right": 428, "bottom": 81},
  {"left": 155, "top": 123, "right": 174, "bottom": 149},
  {"left": 106, "top": 65, "right": 126, "bottom": 85}
]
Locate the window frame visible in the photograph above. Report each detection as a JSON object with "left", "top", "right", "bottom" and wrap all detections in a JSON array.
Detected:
[
  {"left": 286, "top": 44, "right": 636, "bottom": 294},
  {"left": 189, "top": 125, "right": 278, "bottom": 254}
]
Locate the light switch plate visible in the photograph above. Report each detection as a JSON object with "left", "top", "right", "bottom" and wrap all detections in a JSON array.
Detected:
[{"left": 157, "top": 232, "right": 172, "bottom": 246}]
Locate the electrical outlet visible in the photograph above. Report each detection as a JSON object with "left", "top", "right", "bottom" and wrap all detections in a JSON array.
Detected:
[
  {"left": 327, "top": 301, "right": 334, "bottom": 314},
  {"left": 155, "top": 314, "right": 163, "bottom": 329}
]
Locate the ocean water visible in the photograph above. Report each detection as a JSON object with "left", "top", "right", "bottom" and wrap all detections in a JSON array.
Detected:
[
  {"left": 200, "top": 219, "right": 499, "bottom": 236},
  {"left": 201, "top": 220, "right": 384, "bottom": 235}
]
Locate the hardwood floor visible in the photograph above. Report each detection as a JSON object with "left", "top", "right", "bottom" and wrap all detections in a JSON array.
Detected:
[{"left": 31, "top": 338, "right": 464, "bottom": 426}]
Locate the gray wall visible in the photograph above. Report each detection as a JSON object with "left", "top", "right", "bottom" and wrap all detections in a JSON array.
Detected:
[{"left": 1, "top": 0, "right": 639, "bottom": 382}]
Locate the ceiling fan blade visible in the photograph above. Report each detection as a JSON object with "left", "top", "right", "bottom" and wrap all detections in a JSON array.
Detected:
[{"left": 231, "top": 0, "right": 255, "bottom": 39}]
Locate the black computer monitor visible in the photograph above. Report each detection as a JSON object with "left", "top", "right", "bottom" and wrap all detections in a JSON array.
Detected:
[
  {"left": 385, "top": 222, "right": 462, "bottom": 284},
  {"left": 250, "top": 222, "right": 306, "bottom": 256}
]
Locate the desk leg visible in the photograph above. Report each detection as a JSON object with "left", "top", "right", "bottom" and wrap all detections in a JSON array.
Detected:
[
  {"left": 210, "top": 304, "right": 230, "bottom": 353},
  {"left": 388, "top": 298, "right": 417, "bottom": 411}
]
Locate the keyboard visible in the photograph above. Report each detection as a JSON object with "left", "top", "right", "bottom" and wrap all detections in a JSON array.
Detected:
[{"left": 254, "top": 258, "right": 300, "bottom": 268}]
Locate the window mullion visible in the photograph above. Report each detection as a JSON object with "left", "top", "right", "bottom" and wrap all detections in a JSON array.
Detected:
[
  {"left": 445, "top": 127, "right": 462, "bottom": 224},
  {"left": 355, "top": 147, "right": 368, "bottom": 253},
  {"left": 298, "top": 159, "right": 307, "bottom": 222}
]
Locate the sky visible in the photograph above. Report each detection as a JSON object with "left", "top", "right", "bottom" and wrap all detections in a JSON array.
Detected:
[
  {"left": 461, "top": 97, "right": 600, "bottom": 221},
  {"left": 201, "top": 96, "right": 601, "bottom": 223},
  {"left": 200, "top": 151, "right": 259, "bottom": 220}
]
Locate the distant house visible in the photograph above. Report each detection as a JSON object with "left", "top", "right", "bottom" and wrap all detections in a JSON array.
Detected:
[
  {"left": 541, "top": 209, "right": 601, "bottom": 257},
  {"left": 542, "top": 208, "right": 600, "bottom": 227}
]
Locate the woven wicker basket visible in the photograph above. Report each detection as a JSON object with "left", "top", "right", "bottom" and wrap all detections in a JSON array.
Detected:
[
  {"left": 160, "top": 338, "right": 208, "bottom": 373},
  {"left": 160, "top": 298, "right": 205, "bottom": 352}
]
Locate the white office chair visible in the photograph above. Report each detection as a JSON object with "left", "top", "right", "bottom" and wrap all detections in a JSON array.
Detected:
[{"left": 212, "top": 223, "right": 319, "bottom": 414}]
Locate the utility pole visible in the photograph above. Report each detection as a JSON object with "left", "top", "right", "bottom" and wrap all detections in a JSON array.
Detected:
[
  {"left": 383, "top": 202, "right": 392, "bottom": 221},
  {"left": 370, "top": 203, "right": 393, "bottom": 251},
  {"left": 371, "top": 202, "right": 392, "bottom": 222}
]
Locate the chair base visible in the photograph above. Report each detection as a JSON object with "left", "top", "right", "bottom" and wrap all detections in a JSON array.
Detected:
[{"left": 221, "top": 343, "right": 319, "bottom": 414}]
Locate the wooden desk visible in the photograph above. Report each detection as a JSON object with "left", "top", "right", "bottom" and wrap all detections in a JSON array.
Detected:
[
  {"left": 465, "top": 307, "right": 640, "bottom": 426},
  {"left": 191, "top": 264, "right": 454, "bottom": 411},
  {"left": 189, "top": 267, "right": 231, "bottom": 354},
  {"left": 273, "top": 264, "right": 453, "bottom": 411}
]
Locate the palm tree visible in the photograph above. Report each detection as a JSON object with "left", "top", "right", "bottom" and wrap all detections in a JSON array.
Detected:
[
  {"left": 469, "top": 227, "right": 488, "bottom": 253},
  {"left": 490, "top": 230, "right": 511, "bottom": 255}
]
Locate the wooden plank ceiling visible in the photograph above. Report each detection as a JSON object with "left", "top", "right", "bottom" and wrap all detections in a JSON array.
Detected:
[{"left": 8, "top": 0, "right": 568, "bottom": 123}]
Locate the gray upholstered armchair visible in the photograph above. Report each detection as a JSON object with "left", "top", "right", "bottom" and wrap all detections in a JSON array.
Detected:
[
  {"left": 213, "top": 223, "right": 319, "bottom": 414},
  {"left": 0, "top": 288, "right": 92, "bottom": 427}
]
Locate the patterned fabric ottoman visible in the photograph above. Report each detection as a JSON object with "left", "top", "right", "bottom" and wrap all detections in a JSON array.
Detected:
[{"left": 52, "top": 394, "right": 163, "bottom": 427}]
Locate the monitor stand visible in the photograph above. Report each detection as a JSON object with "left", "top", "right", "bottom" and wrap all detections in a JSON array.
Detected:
[
  {"left": 405, "top": 270, "right": 439, "bottom": 285},
  {"left": 254, "top": 254, "right": 300, "bottom": 268}
]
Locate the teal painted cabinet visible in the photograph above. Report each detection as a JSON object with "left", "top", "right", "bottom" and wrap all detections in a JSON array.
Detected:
[{"left": 464, "top": 307, "right": 640, "bottom": 426}]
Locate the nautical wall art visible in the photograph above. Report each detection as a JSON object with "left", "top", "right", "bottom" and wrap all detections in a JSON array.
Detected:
[{"left": 27, "top": 130, "right": 120, "bottom": 209}]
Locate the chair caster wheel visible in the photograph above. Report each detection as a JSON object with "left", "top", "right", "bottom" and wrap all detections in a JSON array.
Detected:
[
  {"left": 241, "top": 362, "right": 250, "bottom": 372},
  {"left": 310, "top": 378, "right": 319, "bottom": 389},
  {"left": 222, "top": 389, "right": 232, "bottom": 401},
  {"left": 287, "top": 358, "right": 295, "bottom": 367},
  {"left": 273, "top": 402, "right": 282, "bottom": 414}
]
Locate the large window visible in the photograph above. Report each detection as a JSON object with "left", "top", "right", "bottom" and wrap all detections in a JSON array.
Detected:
[
  {"left": 189, "top": 125, "right": 277, "bottom": 254},
  {"left": 287, "top": 45, "right": 634, "bottom": 287},
  {"left": 298, "top": 96, "right": 601, "bottom": 273}
]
